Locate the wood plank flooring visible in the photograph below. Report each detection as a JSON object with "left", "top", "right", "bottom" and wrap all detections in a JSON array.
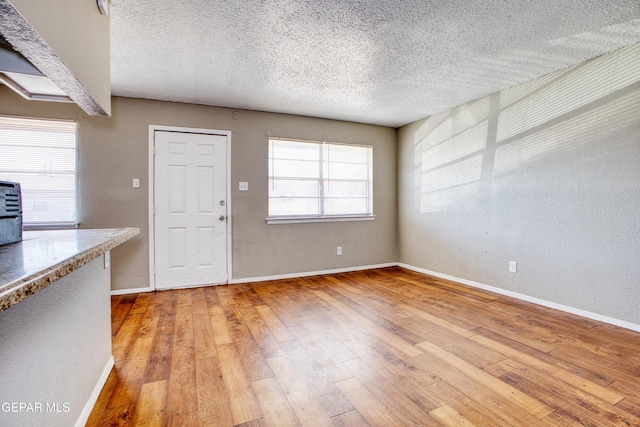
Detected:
[{"left": 87, "top": 267, "right": 640, "bottom": 426}]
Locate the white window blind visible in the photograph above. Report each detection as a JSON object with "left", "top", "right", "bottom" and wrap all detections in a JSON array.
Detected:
[
  {"left": 0, "top": 116, "right": 77, "bottom": 229},
  {"left": 268, "top": 138, "right": 373, "bottom": 222}
]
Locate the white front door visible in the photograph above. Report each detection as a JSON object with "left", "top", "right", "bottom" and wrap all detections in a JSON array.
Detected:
[{"left": 153, "top": 130, "right": 228, "bottom": 290}]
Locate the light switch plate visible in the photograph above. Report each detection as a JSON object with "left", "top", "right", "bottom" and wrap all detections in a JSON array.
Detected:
[{"left": 133, "top": 178, "right": 140, "bottom": 189}]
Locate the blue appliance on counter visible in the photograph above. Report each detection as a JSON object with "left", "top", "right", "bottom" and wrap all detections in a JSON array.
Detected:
[{"left": 0, "top": 180, "right": 22, "bottom": 245}]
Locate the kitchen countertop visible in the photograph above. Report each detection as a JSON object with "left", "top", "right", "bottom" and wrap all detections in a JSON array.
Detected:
[{"left": 0, "top": 228, "right": 139, "bottom": 312}]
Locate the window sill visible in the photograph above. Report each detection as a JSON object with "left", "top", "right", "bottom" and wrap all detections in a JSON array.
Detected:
[
  {"left": 266, "top": 215, "right": 375, "bottom": 225},
  {"left": 23, "top": 222, "right": 79, "bottom": 231}
]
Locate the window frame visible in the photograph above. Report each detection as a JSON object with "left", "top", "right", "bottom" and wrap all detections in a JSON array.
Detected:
[
  {"left": 267, "top": 137, "right": 375, "bottom": 224},
  {"left": 0, "top": 115, "right": 78, "bottom": 230}
]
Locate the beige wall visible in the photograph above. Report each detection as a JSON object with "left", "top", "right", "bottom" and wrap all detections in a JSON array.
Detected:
[
  {"left": 2, "top": 41, "right": 639, "bottom": 327},
  {"left": 0, "top": 256, "right": 111, "bottom": 426},
  {"left": 397, "top": 43, "right": 640, "bottom": 325},
  {"left": 2, "top": 0, "right": 111, "bottom": 115},
  {"left": 0, "top": 88, "right": 397, "bottom": 290}
]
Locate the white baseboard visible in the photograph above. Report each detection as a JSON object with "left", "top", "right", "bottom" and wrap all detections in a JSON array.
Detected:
[
  {"left": 110, "top": 263, "right": 397, "bottom": 292},
  {"left": 111, "top": 286, "right": 153, "bottom": 295},
  {"left": 107, "top": 262, "right": 640, "bottom": 333},
  {"left": 229, "top": 262, "right": 397, "bottom": 284},
  {"left": 398, "top": 263, "right": 640, "bottom": 333},
  {"left": 75, "top": 355, "right": 114, "bottom": 427}
]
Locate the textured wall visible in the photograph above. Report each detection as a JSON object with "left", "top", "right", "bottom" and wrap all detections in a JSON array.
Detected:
[
  {"left": 0, "top": 90, "right": 396, "bottom": 290},
  {"left": 0, "top": 257, "right": 111, "bottom": 426},
  {"left": 398, "top": 43, "right": 640, "bottom": 325}
]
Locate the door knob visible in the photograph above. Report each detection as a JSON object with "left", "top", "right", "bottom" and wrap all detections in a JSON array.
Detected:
[{"left": 219, "top": 215, "right": 226, "bottom": 221}]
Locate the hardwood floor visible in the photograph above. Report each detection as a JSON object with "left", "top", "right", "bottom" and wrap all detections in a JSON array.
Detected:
[{"left": 87, "top": 267, "right": 640, "bottom": 426}]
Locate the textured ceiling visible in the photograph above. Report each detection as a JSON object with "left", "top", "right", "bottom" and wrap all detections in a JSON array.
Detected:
[{"left": 110, "top": 0, "right": 640, "bottom": 127}]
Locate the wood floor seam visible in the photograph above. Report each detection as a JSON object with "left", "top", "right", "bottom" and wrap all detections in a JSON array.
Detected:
[{"left": 88, "top": 267, "right": 640, "bottom": 426}]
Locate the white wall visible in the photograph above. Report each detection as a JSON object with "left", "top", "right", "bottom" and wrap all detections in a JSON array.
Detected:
[
  {"left": 0, "top": 258, "right": 112, "bottom": 427},
  {"left": 398, "top": 43, "right": 640, "bottom": 326}
]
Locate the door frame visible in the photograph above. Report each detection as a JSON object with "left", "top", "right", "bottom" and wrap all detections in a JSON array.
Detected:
[{"left": 148, "top": 125, "right": 232, "bottom": 291}]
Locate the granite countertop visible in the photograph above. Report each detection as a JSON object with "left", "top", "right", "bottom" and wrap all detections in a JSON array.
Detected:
[{"left": 0, "top": 228, "right": 140, "bottom": 312}]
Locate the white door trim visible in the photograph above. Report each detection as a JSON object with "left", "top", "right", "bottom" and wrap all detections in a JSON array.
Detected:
[{"left": 148, "top": 125, "right": 232, "bottom": 291}]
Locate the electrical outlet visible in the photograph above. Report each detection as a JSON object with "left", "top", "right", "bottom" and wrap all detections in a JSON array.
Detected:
[
  {"left": 509, "top": 261, "right": 517, "bottom": 273},
  {"left": 104, "top": 251, "right": 111, "bottom": 269},
  {"left": 337, "top": 246, "right": 343, "bottom": 256},
  {"left": 239, "top": 181, "right": 249, "bottom": 191}
]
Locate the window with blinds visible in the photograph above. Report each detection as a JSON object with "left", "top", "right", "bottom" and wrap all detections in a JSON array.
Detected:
[
  {"left": 0, "top": 116, "right": 77, "bottom": 229},
  {"left": 268, "top": 138, "right": 373, "bottom": 223}
]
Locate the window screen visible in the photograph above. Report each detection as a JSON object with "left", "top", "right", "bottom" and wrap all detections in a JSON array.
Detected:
[
  {"left": 268, "top": 138, "right": 373, "bottom": 220},
  {"left": 0, "top": 116, "right": 77, "bottom": 228}
]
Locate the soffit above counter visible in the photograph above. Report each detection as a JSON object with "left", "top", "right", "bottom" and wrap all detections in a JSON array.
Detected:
[{"left": 0, "top": 0, "right": 111, "bottom": 116}]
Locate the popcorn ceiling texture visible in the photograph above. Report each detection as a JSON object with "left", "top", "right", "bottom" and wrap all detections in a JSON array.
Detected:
[{"left": 111, "top": 0, "right": 640, "bottom": 127}]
